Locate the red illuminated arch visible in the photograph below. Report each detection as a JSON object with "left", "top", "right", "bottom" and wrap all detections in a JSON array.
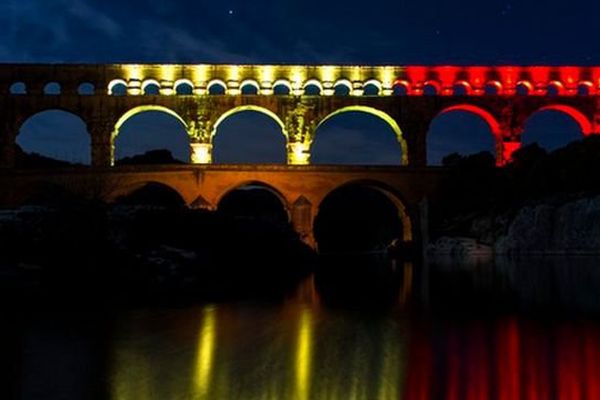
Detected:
[
  {"left": 536, "top": 105, "right": 593, "bottom": 135},
  {"left": 437, "top": 104, "right": 502, "bottom": 137}
]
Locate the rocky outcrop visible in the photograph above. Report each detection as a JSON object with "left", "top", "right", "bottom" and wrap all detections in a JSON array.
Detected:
[{"left": 496, "top": 196, "right": 600, "bottom": 254}]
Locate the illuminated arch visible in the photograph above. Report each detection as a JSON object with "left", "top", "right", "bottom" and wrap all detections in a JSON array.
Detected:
[
  {"left": 240, "top": 79, "right": 261, "bottom": 94},
  {"left": 578, "top": 81, "right": 595, "bottom": 95},
  {"left": 207, "top": 79, "right": 227, "bottom": 94},
  {"left": 273, "top": 79, "right": 293, "bottom": 94},
  {"left": 437, "top": 104, "right": 502, "bottom": 137},
  {"left": 392, "top": 80, "right": 411, "bottom": 95},
  {"left": 215, "top": 180, "right": 290, "bottom": 219},
  {"left": 485, "top": 80, "right": 503, "bottom": 95},
  {"left": 516, "top": 80, "right": 533, "bottom": 95},
  {"left": 16, "top": 109, "right": 91, "bottom": 165},
  {"left": 333, "top": 79, "right": 353, "bottom": 95},
  {"left": 317, "top": 179, "right": 413, "bottom": 242},
  {"left": 211, "top": 105, "right": 287, "bottom": 140},
  {"left": 547, "top": 80, "right": 565, "bottom": 95},
  {"left": 303, "top": 79, "right": 323, "bottom": 94},
  {"left": 453, "top": 80, "right": 472, "bottom": 95},
  {"left": 423, "top": 80, "right": 440, "bottom": 95},
  {"left": 108, "top": 79, "right": 127, "bottom": 95},
  {"left": 113, "top": 105, "right": 188, "bottom": 141},
  {"left": 141, "top": 79, "right": 160, "bottom": 95},
  {"left": 535, "top": 105, "right": 593, "bottom": 135},
  {"left": 363, "top": 79, "right": 382, "bottom": 95},
  {"left": 315, "top": 106, "right": 408, "bottom": 165},
  {"left": 174, "top": 79, "right": 194, "bottom": 94}
]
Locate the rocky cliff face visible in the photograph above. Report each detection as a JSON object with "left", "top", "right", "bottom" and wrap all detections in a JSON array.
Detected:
[{"left": 496, "top": 196, "right": 600, "bottom": 254}]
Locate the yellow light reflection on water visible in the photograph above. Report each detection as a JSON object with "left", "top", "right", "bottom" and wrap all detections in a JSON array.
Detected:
[
  {"left": 295, "top": 307, "right": 313, "bottom": 400},
  {"left": 194, "top": 306, "right": 217, "bottom": 399}
]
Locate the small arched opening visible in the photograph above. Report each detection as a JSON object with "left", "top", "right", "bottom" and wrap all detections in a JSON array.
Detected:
[
  {"left": 304, "top": 79, "right": 322, "bottom": 96},
  {"left": 240, "top": 80, "right": 260, "bottom": 95},
  {"left": 273, "top": 80, "right": 292, "bottom": 95},
  {"left": 44, "top": 82, "right": 61, "bottom": 95},
  {"left": 10, "top": 82, "right": 27, "bottom": 94},
  {"left": 108, "top": 79, "right": 127, "bottom": 96},
  {"left": 78, "top": 82, "right": 95, "bottom": 95},
  {"left": 142, "top": 80, "right": 160, "bottom": 95},
  {"left": 175, "top": 79, "right": 194, "bottom": 95},
  {"left": 208, "top": 80, "right": 227, "bottom": 95},
  {"left": 363, "top": 80, "right": 381, "bottom": 96}
]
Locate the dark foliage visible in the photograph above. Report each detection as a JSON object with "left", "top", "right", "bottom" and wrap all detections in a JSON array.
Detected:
[
  {"left": 116, "top": 149, "right": 184, "bottom": 165},
  {"left": 430, "top": 136, "right": 600, "bottom": 238}
]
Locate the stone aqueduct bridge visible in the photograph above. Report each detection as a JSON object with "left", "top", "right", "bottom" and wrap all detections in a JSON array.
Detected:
[{"left": 2, "top": 63, "right": 600, "bottom": 247}]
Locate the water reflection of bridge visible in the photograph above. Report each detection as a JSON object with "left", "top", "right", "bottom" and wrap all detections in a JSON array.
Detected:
[{"left": 0, "top": 164, "right": 443, "bottom": 247}]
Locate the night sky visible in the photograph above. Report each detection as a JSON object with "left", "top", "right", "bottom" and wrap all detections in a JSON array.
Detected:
[{"left": 4, "top": 0, "right": 599, "bottom": 165}]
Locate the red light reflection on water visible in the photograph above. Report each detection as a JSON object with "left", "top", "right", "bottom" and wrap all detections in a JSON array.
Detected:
[{"left": 404, "top": 319, "right": 600, "bottom": 400}]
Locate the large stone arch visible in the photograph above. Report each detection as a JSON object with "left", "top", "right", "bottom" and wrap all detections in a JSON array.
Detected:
[
  {"left": 16, "top": 108, "right": 92, "bottom": 165},
  {"left": 110, "top": 180, "right": 187, "bottom": 205},
  {"left": 111, "top": 105, "right": 189, "bottom": 166},
  {"left": 531, "top": 104, "right": 593, "bottom": 136},
  {"left": 315, "top": 179, "right": 413, "bottom": 242},
  {"left": 215, "top": 180, "right": 291, "bottom": 220},
  {"left": 313, "top": 106, "right": 408, "bottom": 165},
  {"left": 428, "top": 103, "right": 502, "bottom": 165},
  {"left": 210, "top": 105, "right": 287, "bottom": 141}
]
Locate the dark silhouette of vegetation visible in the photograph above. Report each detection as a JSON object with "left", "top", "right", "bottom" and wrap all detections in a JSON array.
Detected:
[
  {"left": 116, "top": 149, "right": 184, "bottom": 165},
  {"left": 430, "top": 136, "right": 600, "bottom": 238},
  {"left": 14, "top": 144, "right": 80, "bottom": 168}
]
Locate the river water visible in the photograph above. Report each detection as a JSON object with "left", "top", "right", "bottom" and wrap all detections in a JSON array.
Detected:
[{"left": 6, "top": 256, "right": 600, "bottom": 399}]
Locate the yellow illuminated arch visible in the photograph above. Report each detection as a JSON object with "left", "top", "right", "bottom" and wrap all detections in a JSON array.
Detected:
[
  {"left": 174, "top": 79, "right": 194, "bottom": 93},
  {"left": 211, "top": 105, "right": 287, "bottom": 140},
  {"left": 141, "top": 79, "right": 161, "bottom": 94},
  {"left": 113, "top": 105, "right": 188, "bottom": 141},
  {"left": 239, "top": 79, "right": 261, "bottom": 93},
  {"left": 111, "top": 106, "right": 189, "bottom": 165},
  {"left": 315, "top": 106, "right": 408, "bottom": 165},
  {"left": 303, "top": 79, "right": 323, "bottom": 93},
  {"left": 273, "top": 79, "right": 293, "bottom": 93},
  {"left": 333, "top": 79, "right": 353, "bottom": 93},
  {"left": 207, "top": 79, "right": 227, "bottom": 93},
  {"left": 363, "top": 79, "right": 383, "bottom": 93},
  {"left": 108, "top": 79, "right": 127, "bottom": 95}
]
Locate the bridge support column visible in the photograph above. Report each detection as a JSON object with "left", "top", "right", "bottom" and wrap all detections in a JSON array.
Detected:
[
  {"left": 501, "top": 141, "right": 521, "bottom": 164},
  {"left": 287, "top": 142, "right": 311, "bottom": 165},
  {"left": 190, "top": 141, "right": 212, "bottom": 164},
  {"left": 88, "top": 120, "right": 114, "bottom": 167},
  {"left": 285, "top": 100, "right": 316, "bottom": 165},
  {"left": 187, "top": 116, "right": 214, "bottom": 164},
  {"left": 403, "top": 121, "right": 429, "bottom": 167},
  {"left": 291, "top": 195, "right": 316, "bottom": 248}
]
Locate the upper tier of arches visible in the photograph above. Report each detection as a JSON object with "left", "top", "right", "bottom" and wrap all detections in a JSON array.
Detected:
[{"left": 4, "top": 64, "right": 600, "bottom": 97}]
